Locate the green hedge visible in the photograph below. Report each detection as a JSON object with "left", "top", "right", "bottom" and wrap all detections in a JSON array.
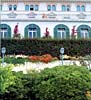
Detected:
[{"left": 1, "top": 39, "right": 91, "bottom": 57}]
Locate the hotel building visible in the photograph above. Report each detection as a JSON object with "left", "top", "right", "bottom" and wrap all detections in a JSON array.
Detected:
[{"left": 0, "top": 0, "right": 91, "bottom": 39}]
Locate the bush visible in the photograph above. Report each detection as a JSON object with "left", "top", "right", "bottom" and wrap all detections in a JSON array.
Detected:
[
  {"left": 32, "top": 65, "right": 91, "bottom": 100},
  {"left": 0, "top": 56, "right": 29, "bottom": 65},
  {"left": 0, "top": 64, "right": 15, "bottom": 94},
  {"left": 0, "top": 71, "right": 37, "bottom": 100}
]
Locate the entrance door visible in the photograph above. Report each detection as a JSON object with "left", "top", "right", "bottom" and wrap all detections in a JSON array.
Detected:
[
  {"left": 28, "top": 28, "right": 37, "bottom": 38},
  {"left": 0, "top": 28, "right": 8, "bottom": 38},
  {"left": 57, "top": 28, "right": 66, "bottom": 39},
  {"left": 80, "top": 29, "right": 89, "bottom": 39}
]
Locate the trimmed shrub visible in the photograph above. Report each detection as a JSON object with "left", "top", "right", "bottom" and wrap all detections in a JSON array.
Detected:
[
  {"left": 32, "top": 65, "right": 91, "bottom": 100},
  {"left": 1, "top": 39, "right": 91, "bottom": 57}
]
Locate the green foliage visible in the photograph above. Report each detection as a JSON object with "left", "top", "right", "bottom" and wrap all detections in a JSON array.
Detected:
[
  {"left": 0, "top": 56, "right": 29, "bottom": 65},
  {"left": 32, "top": 65, "right": 91, "bottom": 100},
  {"left": 1, "top": 65, "right": 91, "bottom": 100},
  {"left": 0, "top": 71, "right": 37, "bottom": 100},
  {"left": 1, "top": 39, "right": 91, "bottom": 57},
  {"left": 0, "top": 64, "right": 15, "bottom": 94}
]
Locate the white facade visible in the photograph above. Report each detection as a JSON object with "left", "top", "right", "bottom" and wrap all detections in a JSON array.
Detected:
[{"left": 1, "top": 0, "right": 91, "bottom": 39}]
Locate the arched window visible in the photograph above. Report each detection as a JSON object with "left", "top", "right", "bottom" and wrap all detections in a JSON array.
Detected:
[
  {"left": 25, "top": 5, "right": 29, "bottom": 11},
  {"left": 24, "top": 24, "right": 40, "bottom": 38},
  {"left": 13, "top": 5, "right": 17, "bottom": 11},
  {"left": 77, "top": 25, "right": 91, "bottom": 39},
  {"left": 47, "top": 5, "right": 51, "bottom": 11},
  {"left": 52, "top": 5, "right": 56, "bottom": 11},
  {"left": 35, "top": 5, "right": 39, "bottom": 11},
  {"left": 81, "top": 5, "right": 85, "bottom": 11},
  {"left": 77, "top": 5, "right": 80, "bottom": 11},
  {"left": 9, "top": 5, "right": 12, "bottom": 11},
  {"left": 62, "top": 5, "right": 66, "bottom": 11},
  {"left": 54, "top": 24, "right": 70, "bottom": 39}
]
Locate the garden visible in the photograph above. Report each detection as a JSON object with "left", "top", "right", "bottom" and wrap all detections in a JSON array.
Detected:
[{"left": 1, "top": 39, "right": 91, "bottom": 100}]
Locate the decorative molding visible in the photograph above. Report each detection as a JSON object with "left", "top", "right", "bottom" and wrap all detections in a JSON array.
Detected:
[
  {"left": 47, "top": 12, "right": 57, "bottom": 18},
  {"left": 27, "top": 12, "right": 37, "bottom": 18},
  {"left": 7, "top": 12, "right": 17, "bottom": 18},
  {"left": 63, "top": 16, "right": 70, "bottom": 19},
  {"left": 77, "top": 13, "right": 86, "bottom": 19},
  {"left": 42, "top": 14, "right": 47, "bottom": 18}
]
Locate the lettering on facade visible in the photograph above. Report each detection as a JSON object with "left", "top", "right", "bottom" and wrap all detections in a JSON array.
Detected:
[{"left": 7, "top": 12, "right": 17, "bottom": 18}]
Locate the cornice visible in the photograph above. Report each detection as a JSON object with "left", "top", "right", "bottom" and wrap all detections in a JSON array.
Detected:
[{"left": 1, "top": 0, "right": 91, "bottom": 3}]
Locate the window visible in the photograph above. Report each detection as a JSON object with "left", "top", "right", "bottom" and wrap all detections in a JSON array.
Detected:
[
  {"left": 28, "top": 28, "right": 37, "bottom": 38},
  {"left": 0, "top": 28, "right": 8, "bottom": 38},
  {"left": 9, "top": 4, "right": 17, "bottom": 11},
  {"left": 80, "top": 29, "right": 89, "bottom": 39},
  {"left": 47, "top": 5, "right": 51, "bottom": 11},
  {"left": 81, "top": 5, "right": 85, "bottom": 11},
  {"left": 57, "top": 28, "right": 66, "bottom": 39},
  {"left": 30, "top": 5, "right": 34, "bottom": 11},
  {"left": 77, "top": 5, "right": 80, "bottom": 11},
  {"left": 35, "top": 5, "right": 38, "bottom": 11},
  {"left": 52, "top": 5, "right": 56, "bottom": 11},
  {"left": 25, "top": 4, "right": 39, "bottom": 11},
  {"left": 67, "top": 5, "right": 70, "bottom": 11},
  {"left": 13, "top": 5, "right": 17, "bottom": 11},
  {"left": 76, "top": 5, "right": 85, "bottom": 12},
  {"left": 47, "top": 5, "right": 56, "bottom": 11},
  {"left": 62, "top": 5, "right": 70, "bottom": 11},
  {"left": 0, "top": 5, "right": 2, "bottom": 11},
  {"left": 25, "top": 5, "right": 29, "bottom": 11},
  {"left": 62, "top": 5, "right": 66, "bottom": 11},
  {"left": 9, "top": 5, "right": 12, "bottom": 11}
]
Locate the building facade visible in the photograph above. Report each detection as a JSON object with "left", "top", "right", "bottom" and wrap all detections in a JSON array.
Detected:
[{"left": 0, "top": 0, "right": 91, "bottom": 39}]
